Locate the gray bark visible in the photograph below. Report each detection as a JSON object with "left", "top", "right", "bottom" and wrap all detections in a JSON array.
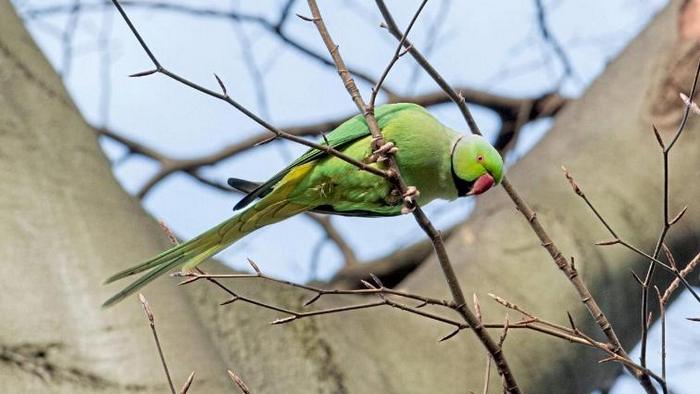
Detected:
[
  {"left": 0, "top": 2, "right": 231, "bottom": 392},
  {"left": 1, "top": 1, "right": 697, "bottom": 393}
]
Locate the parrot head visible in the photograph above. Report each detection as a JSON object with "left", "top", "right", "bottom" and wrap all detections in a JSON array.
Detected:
[{"left": 450, "top": 135, "right": 504, "bottom": 197}]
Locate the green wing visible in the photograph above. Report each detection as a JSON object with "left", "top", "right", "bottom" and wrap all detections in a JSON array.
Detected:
[
  {"left": 227, "top": 178, "right": 392, "bottom": 217},
  {"left": 232, "top": 103, "right": 422, "bottom": 211}
]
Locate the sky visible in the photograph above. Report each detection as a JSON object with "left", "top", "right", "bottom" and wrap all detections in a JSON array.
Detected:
[{"left": 12, "top": 0, "right": 698, "bottom": 392}]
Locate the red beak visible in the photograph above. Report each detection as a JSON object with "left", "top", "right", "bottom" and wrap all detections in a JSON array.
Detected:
[{"left": 467, "top": 174, "right": 495, "bottom": 196}]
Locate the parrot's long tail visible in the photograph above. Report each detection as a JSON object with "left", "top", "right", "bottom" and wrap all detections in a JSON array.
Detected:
[{"left": 102, "top": 196, "right": 306, "bottom": 308}]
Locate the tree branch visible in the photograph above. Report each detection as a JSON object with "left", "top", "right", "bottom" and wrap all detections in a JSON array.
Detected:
[
  {"left": 533, "top": 0, "right": 576, "bottom": 86},
  {"left": 305, "top": 214, "right": 358, "bottom": 266},
  {"left": 304, "top": 0, "right": 522, "bottom": 392},
  {"left": 374, "top": 1, "right": 659, "bottom": 392},
  {"left": 638, "top": 60, "right": 700, "bottom": 367},
  {"left": 23, "top": 0, "right": 395, "bottom": 95},
  {"left": 97, "top": 88, "right": 567, "bottom": 198}
]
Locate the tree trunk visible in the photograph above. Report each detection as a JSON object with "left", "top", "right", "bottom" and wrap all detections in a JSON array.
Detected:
[
  {"left": 0, "top": 2, "right": 231, "bottom": 392},
  {"left": 1, "top": 1, "right": 697, "bottom": 394}
]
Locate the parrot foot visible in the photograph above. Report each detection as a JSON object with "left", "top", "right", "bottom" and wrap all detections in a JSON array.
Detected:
[
  {"left": 367, "top": 141, "right": 398, "bottom": 163},
  {"left": 401, "top": 186, "right": 420, "bottom": 214},
  {"left": 373, "top": 141, "right": 398, "bottom": 156}
]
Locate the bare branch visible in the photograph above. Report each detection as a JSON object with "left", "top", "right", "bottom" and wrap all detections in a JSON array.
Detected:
[
  {"left": 227, "top": 369, "right": 251, "bottom": 394},
  {"left": 639, "top": 56, "right": 700, "bottom": 368},
  {"left": 561, "top": 167, "right": 700, "bottom": 301},
  {"left": 138, "top": 294, "right": 176, "bottom": 394},
  {"left": 661, "top": 252, "right": 700, "bottom": 306},
  {"left": 178, "top": 371, "right": 195, "bottom": 394},
  {"left": 24, "top": 0, "right": 394, "bottom": 96},
  {"left": 305, "top": 214, "right": 358, "bottom": 266},
  {"left": 174, "top": 270, "right": 454, "bottom": 310},
  {"left": 654, "top": 287, "right": 667, "bottom": 383},
  {"left": 97, "top": 87, "right": 567, "bottom": 198},
  {"left": 368, "top": 0, "right": 428, "bottom": 108},
  {"left": 374, "top": 1, "right": 659, "bottom": 392},
  {"left": 108, "top": 0, "right": 392, "bottom": 192},
  {"left": 533, "top": 0, "right": 576, "bottom": 86},
  {"left": 305, "top": 0, "right": 523, "bottom": 391}
]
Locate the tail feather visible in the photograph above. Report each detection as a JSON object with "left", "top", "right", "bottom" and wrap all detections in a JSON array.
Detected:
[
  {"left": 103, "top": 183, "right": 310, "bottom": 308},
  {"left": 101, "top": 254, "right": 189, "bottom": 308},
  {"left": 103, "top": 241, "right": 191, "bottom": 284},
  {"left": 227, "top": 178, "right": 262, "bottom": 194},
  {"left": 102, "top": 217, "right": 240, "bottom": 308}
]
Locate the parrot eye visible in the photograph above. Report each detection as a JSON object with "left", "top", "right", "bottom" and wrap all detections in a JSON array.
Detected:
[{"left": 476, "top": 154, "right": 484, "bottom": 162}]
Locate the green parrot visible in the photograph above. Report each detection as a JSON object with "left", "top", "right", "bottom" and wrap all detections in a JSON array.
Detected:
[{"left": 103, "top": 103, "right": 504, "bottom": 307}]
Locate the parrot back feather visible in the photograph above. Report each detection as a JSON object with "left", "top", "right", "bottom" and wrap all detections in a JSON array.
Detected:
[{"left": 232, "top": 104, "right": 419, "bottom": 211}]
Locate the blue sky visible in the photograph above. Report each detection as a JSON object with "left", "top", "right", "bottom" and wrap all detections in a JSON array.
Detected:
[{"left": 13, "top": 0, "right": 697, "bottom": 392}]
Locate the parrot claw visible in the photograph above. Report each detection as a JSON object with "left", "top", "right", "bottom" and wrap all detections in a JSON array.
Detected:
[
  {"left": 367, "top": 141, "right": 398, "bottom": 163},
  {"left": 372, "top": 141, "right": 397, "bottom": 156},
  {"left": 403, "top": 186, "right": 420, "bottom": 199},
  {"left": 401, "top": 186, "right": 420, "bottom": 214}
]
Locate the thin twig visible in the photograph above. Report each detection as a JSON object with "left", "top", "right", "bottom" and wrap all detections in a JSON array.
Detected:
[
  {"left": 661, "top": 252, "right": 700, "bottom": 306},
  {"left": 227, "top": 369, "right": 251, "bottom": 394},
  {"left": 138, "top": 294, "right": 176, "bottom": 394},
  {"left": 533, "top": 0, "right": 576, "bottom": 86},
  {"left": 175, "top": 268, "right": 453, "bottom": 309},
  {"left": 192, "top": 267, "right": 463, "bottom": 334},
  {"left": 639, "top": 57, "right": 700, "bottom": 367},
  {"left": 655, "top": 287, "right": 667, "bottom": 383},
  {"left": 96, "top": 87, "right": 566, "bottom": 198},
  {"left": 26, "top": 0, "right": 393, "bottom": 95},
  {"left": 109, "top": 0, "right": 389, "bottom": 183},
  {"left": 182, "top": 262, "right": 677, "bottom": 380},
  {"left": 561, "top": 167, "right": 699, "bottom": 301},
  {"left": 368, "top": 0, "right": 428, "bottom": 108},
  {"left": 58, "top": 0, "right": 80, "bottom": 79},
  {"left": 488, "top": 291, "right": 669, "bottom": 392},
  {"left": 190, "top": 266, "right": 636, "bottom": 348},
  {"left": 178, "top": 371, "right": 195, "bottom": 394}
]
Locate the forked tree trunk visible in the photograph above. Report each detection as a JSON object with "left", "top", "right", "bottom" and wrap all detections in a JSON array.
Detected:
[{"left": 1, "top": 1, "right": 697, "bottom": 393}]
